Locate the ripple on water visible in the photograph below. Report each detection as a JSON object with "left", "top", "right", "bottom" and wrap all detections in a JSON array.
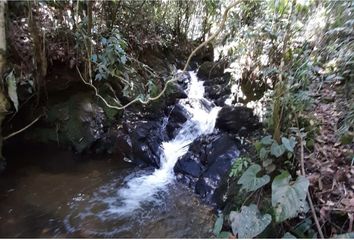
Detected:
[{"left": 64, "top": 177, "right": 214, "bottom": 238}]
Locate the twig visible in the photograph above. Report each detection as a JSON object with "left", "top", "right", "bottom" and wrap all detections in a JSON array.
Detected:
[
  {"left": 297, "top": 116, "right": 325, "bottom": 239},
  {"left": 78, "top": 1, "right": 240, "bottom": 110},
  {"left": 3, "top": 114, "right": 43, "bottom": 140}
]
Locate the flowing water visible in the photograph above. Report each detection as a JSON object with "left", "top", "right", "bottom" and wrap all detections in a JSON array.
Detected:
[{"left": 0, "top": 72, "right": 220, "bottom": 238}]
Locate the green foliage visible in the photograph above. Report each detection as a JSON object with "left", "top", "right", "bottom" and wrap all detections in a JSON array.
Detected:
[
  {"left": 257, "top": 135, "right": 296, "bottom": 173},
  {"left": 290, "top": 219, "right": 317, "bottom": 238},
  {"left": 213, "top": 213, "right": 223, "bottom": 236},
  {"left": 271, "top": 171, "right": 309, "bottom": 222},
  {"left": 92, "top": 29, "right": 128, "bottom": 81},
  {"left": 282, "top": 232, "right": 297, "bottom": 238},
  {"left": 334, "top": 232, "right": 354, "bottom": 239},
  {"left": 229, "top": 157, "right": 250, "bottom": 177},
  {"left": 270, "top": 142, "right": 286, "bottom": 158},
  {"left": 229, "top": 204, "right": 272, "bottom": 238},
  {"left": 217, "top": 231, "right": 232, "bottom": 238},
  {"left": 281, "top": 137, "right": 296, "bottom": 152},
  {"left": 237, "top": 164, "right": 270, "bottom": 192}
]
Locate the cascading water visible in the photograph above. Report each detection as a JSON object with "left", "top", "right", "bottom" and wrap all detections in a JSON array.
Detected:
[
  {"left": 111, "top": 71, "right": 221, "bottom": 215},
  {"left": 63, "top": 71, "right": 220, "bottom": 237}
]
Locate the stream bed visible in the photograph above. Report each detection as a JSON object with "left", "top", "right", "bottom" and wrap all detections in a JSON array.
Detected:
[
  {"left": 0, "top": 72, "right": 221, "bottom": 238},
  {"left": 0, "top": 152, "right": 214, "bottom": 238}
]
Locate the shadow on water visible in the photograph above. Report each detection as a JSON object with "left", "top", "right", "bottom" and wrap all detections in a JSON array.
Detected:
[{"left": 0, "top": 142, "right": 214, "bottom": 238}]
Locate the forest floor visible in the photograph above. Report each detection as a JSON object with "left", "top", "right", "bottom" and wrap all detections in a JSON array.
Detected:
[{"left": 305, "top": 77, "right": 354, "bottom": 235}]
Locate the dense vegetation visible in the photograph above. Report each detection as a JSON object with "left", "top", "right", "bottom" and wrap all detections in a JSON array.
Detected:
[{"left": 0, "top": 0, "right": 353, "bottom": 238}]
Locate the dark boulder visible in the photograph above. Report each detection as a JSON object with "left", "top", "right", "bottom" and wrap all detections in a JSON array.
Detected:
[
  {"left": 204, "top": 83, "right": 231, "bottom": 100},
  {"left": 25, "top": 93, "right": 106, "bottom": 153},
  {"left": 174, "top": 153, "right": 205, "bottom": 177},
  {"left": 216, "top": 106, "right": 260, "bottom": 134},
  {"left": 197, "top": 61, "right": 228, "bottom": 80},
  {"left": 214, "top": 96, "right": 229, "bottom": 107},
  {"left": 176, "top": 71, "right": 191, "bottom": 90},
  {"left": 164, "top": 82, "right": 188, "bottom": 106},
  {"left": 174, "top": 135, "right": 208, "bottom": 177},
  {"left": 203, "top": 74, "right": 231, "bottom": 86},
  {"left": 174, "top": 133, "right": 239, "bottom": 206},
  {"left": 165, "top": 104, "right": 190, "bottom": 139},
  {"left": 114, "top": 120, "right": 163, "bottom": 167}
]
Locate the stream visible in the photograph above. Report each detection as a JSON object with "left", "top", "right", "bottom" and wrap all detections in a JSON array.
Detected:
[{"left": 0, "top": 72, "right": 221, "bottom": 238}]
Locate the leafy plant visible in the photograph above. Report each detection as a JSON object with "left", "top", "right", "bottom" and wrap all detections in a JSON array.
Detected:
[
  {"left": 229, "top": 204, "right": 272, "bottom": 238},
  {"left": 256, "top": 135, "right": 297, "bottom": 173},
  {"left": 238, "top": 164, "right": 270, "bottom": 192},
  {"left": 229, "top": 156, "right": 250, "bottom": 177},
  {"left": 213, "top": 213, "right": 223, "bottom": 236},
  {"left": 92, "top": 29, "right": 128, "bottom": 81},
  {"left": 272, "top": 171, "right": 309, "bottom": 222}
]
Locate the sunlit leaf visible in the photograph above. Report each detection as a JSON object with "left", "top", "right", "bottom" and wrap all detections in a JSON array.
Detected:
[
  {"left": 229, "top": 204, "right": 272, "bottom": 238},
  {"left": 270, "top": 142, "right": 285, "bottom": 157},
  {"left": 213, "top": 213, "right": 223, "bottom": 235},
  {"left": 238, "top": 164, "right": 270, "bottom": 192},
  {"left": 282, "top": 137, "right": 297, "bottom": 152},
  {"left": 272, "top": 171, "right": 309, "bottom": 222},
  {"left": 6, "top": 71, "right": 19, "bottom": 111}
]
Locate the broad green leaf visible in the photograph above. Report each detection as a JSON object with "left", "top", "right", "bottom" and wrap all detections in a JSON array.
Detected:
[
  {"left": 259, "top": 147, "right": 268, "bottom": 160},
  {"left": 292, "top": 219, "right": 317, "bottom": 238},
  {"left": 261, "top": 135, "right": 273, "bottom": 145},
  {"left": 282, "top": 232, "right": 297, "bottom": 238},
  {"left": 213, "top": 214, "right": 223, "bottom": 235},
  {"left": 263, "top": 159, "right": 273, "bottom": 167},
  {"left": 229, "top": 204, "right": 272, "bottom": 238},
  {"left": 218, "top": 231, "right": 232, "bottom": 238},
  {"left": 270, "top": 142, "right": 285, "bottom": 157},
  {"left": 238, "top": 164, "right": 270, "bottom": 192},
  {"left": 282, "top": 137, "right": 297, "bottom": 152},
  {"left": 6, "top": 71, "right": 19, "bottom": 111},
  {"left": 254, "top": 140, "right": 262, "bottom": 152},
  {"left": 272, "top": 171, "right": 309, "bottom": 222},
  {"left": 334, "top": 232, "right": 354, "bottom": 238}
]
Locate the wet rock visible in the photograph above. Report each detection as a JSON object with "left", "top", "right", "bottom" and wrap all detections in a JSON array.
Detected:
[
  {"left": 216, "top": 106, "right": 260, "bottom": 134},
  {"left": 164, "top": 82, "right": 188, "bottom": 106},
  {"left": 26, "top": 93, "right": 106, "bottom": 153},
  {"left": 197, "top": 61, "right": 228, "bottom": 80},
  {"left": 174, "top": 133, "right": 239, "bottom": 206},
  {"left": 195, "top": 134, "right": 239, "bottom": 205},
  {"left": 174, "top": 136, "right": 208, "bottom": 177},
  {"left": 165, "top": 104, "right": 190, "bottom": 139},
  {"left": 203, "top": 74, "right": 231, "bottom": 86},
  {"left": 118, "top": 120, "right": 164, "bottom": 167},
  {"left": 204, "top": 84, "right": 231, "bottom": 100},
  {"left": 174, "top": 153, "right": 205, "bottom": 177},
  {"left": 176, "top": 71, "right": 191, "bottom": 90},
  {"left": 214, "top": 96, "right": 229, "bottom": 107}
]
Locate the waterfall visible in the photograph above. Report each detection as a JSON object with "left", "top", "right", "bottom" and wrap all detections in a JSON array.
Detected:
[{"left": 104, "top": 71, "right": 220, "bottom": 215}]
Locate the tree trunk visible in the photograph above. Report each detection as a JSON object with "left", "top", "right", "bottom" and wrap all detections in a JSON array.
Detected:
[
  {"left": 0, "top": 0, "right": 8, "bottom": 170},
  {"left": 272, "top": 0, "right": 296, "bottom": 143}
]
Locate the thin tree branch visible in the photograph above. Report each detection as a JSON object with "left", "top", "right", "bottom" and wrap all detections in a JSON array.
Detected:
[{"left": 3, "top": 114, "right": 43, "bottom": 140}]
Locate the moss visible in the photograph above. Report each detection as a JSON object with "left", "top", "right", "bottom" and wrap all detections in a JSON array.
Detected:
[{"left": 28, "top": 92, "right": 105, "bottom": 153}]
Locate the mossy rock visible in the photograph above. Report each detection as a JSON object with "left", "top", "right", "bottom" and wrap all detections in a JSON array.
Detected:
[{"left": 28, "top": 92, "right": 106, "bottom": 153}]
